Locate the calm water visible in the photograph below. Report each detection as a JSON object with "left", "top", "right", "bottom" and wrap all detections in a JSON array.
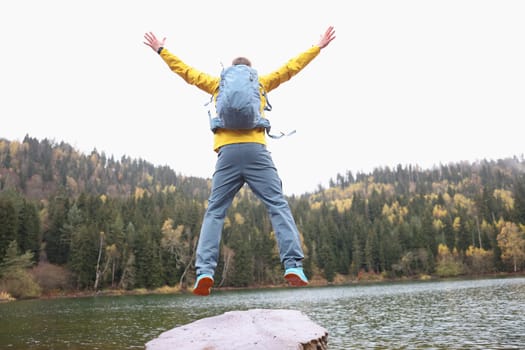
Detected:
[{"left": 1, "top": 277, "right": 524, "bottom": 349}]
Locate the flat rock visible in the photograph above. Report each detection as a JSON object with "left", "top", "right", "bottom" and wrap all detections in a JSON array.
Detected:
[{"left": 146, "top": 308, "right": 328, "bottom": 350}]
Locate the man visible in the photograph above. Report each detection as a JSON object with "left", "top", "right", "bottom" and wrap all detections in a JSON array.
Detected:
[{"left": 144, "top": 26, "right": 336, "bottom": 296}]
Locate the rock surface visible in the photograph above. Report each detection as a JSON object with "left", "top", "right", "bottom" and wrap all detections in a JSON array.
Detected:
[{"left": 146, "top": 308, "right": 328, "bottom": 350}]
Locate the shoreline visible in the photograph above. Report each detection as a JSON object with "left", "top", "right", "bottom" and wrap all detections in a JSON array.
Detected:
[{"left": 4, "top": 271, "right": 523, "bottom": 303}]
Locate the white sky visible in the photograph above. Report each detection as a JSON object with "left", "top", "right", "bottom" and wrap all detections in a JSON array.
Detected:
[{"left": 1, "top": 1, "right": 524, "bottom": 195}]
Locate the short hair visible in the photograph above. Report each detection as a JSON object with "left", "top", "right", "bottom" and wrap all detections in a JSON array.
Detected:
[{"left": 232, "top": 57, "right": 252, "bottom": 67}]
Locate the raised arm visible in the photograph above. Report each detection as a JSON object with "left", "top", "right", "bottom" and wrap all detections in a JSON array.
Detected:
[
  {"left": 260, "top": 26, "right": 336, "bottom": 92},
  {"left": 143, "top": 32, "right": 219, "bottom": 94},
  {"left": 317, "top": 26, "right": 336, "bottom": 49},
  {"left": 143, "top": 32, "right": 166, "bottom": 53}
]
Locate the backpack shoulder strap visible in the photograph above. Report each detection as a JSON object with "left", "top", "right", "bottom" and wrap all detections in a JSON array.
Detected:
[{"left": 260, "top": 83, "right": 272, "bottom": 112}]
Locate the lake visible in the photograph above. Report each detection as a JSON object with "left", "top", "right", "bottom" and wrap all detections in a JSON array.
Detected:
[{"left": 1, "top": 277, "right": 524, "bottom": 349}]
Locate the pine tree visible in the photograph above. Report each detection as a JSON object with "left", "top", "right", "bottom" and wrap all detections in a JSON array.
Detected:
[
  {"left": 43, "top": 194, "right": 70, "bottom": 264},
  {"left": 351, "top": 232, "right": 363, "bottom": 276},
  {"left": 0, "top": 198, "right": 17, "bottom": 264},
  {"left": 229, "top": 225, "right": 254, "bottom": 287},
  {"left": 512, "top": 174, "right": 525, "bottom": 224},
  {"left": 0, "top": 240, "right": 41, "bottom": 298},
  {"left": 17, "top": 200, "right": 41, "bottom": 260}
]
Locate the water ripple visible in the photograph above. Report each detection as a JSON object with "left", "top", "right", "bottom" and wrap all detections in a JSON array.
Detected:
[{"left": 0, "top": 277, "right": 524, "bottom": 349}]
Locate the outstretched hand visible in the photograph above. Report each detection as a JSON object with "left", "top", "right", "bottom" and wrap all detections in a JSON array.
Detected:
[
  {"left": 317, "top": 26, "right": 336, "bottom": 49},
  {"left": 143, "top": 32, "right": 166, "bottom": 52}
]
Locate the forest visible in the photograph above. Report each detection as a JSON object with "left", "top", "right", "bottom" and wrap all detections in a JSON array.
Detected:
[{"left": 1, "top": 135, "right": 524, "bottom": 300}]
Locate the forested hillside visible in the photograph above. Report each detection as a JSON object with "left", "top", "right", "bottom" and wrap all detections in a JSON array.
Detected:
[{"left": 1, "top": 135, "right": 524, "bottom": 299}]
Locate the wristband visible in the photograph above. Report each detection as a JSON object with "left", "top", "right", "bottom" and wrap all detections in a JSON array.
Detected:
[{"left": 157, "top": 47, "right": 164, "bottom": 54}]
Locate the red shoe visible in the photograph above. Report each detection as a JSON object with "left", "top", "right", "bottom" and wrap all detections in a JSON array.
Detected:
[
  {"left": 284, "top": 268, "right": 309, "bottom": 287},
  {"left": 192, "top": 274, "right": 214, "bottom": 296}
]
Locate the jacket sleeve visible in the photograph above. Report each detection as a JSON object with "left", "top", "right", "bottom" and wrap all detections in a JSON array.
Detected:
[
  {"left": 159, "top": 48, "right": 220, "bottom": 94},
  {"left": 259, "top": 46, "right": 321, "bottom": 92}
]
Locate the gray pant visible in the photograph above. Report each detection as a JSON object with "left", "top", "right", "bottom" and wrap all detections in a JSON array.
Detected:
[{"left": 195, "top": 143, "right": 304, "bottom": 276}]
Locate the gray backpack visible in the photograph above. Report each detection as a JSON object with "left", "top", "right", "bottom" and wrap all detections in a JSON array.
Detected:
[{"left": 208, "top": 65, "right": 292, "bottom": 138}]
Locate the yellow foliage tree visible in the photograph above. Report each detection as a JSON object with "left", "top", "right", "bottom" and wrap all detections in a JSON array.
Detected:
[
  {"left": 161, "top": 219, "right": 186, "bottom": 255},
  {"left": 134, "top": 187, "right": 147, "bottom": 200},
  {"left": 465, "top": 245, "right": 494, "bottom": 274},
  {"left": 432, "top": 205, "right": 447, "bottom": 219},
  {"left": 452, "top": 216, "right": 461, "bottom": 232},
  {"left": 160, "top": 219, "right": 195, "bottom": 287},
  {"left": 234, "top": 212, "right": 245, "bottom": 225},
  {"left": 497, "top": 222, "right": 525, "bottom": 272},
  {"left": 432, "top": 219, "right": 444, "bottom": 232},
  {"left": 493, "top": 189, "right": 514, "bottom": 211},
  {"left": 435, "top": 243, "right": 464, "bottom": 277},
  {"left": 382, "top": 201, "right": 408, "bottom": 225},
  {"left": 334, "top": 198, "right": 352, "bottom": 213}
]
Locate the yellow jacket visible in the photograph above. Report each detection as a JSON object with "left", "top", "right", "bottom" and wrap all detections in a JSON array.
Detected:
[{"left": 159, "top": 45, "right": 321, "bottom": 151}]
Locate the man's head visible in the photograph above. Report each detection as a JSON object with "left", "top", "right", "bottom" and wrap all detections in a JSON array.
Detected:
[{"left": 232, "top": 57, "right": 251, "bottom": 67}]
